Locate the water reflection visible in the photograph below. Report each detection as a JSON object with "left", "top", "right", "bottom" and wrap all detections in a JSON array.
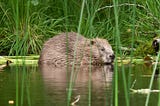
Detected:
[
  {"left": 1, "top": 64, "right": 160, "bottom": 106},
  {"left": 144, "top": 61, "right": 160, "bottom": 77},
  {"left": 39, "top": 64, "right": 113, "bottom": 106}
]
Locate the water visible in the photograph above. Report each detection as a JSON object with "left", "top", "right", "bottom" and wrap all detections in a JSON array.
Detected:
[{"left": 0, "top": 63, "right": 159, "bottom": 106}]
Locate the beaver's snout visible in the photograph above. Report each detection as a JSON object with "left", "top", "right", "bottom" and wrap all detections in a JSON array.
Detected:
[
  {"left": 103, "top": 53, "right": 115, "bottom": 64},
  {"left": 109, "top": 54, "right": 115, "bottom": 60}
]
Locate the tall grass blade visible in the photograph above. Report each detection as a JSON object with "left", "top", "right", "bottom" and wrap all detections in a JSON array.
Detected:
[
  {"left": 13, "top": 0, "right": 20, "bottom": 105},
  {"left": 145, "top": 52, "right": 160, "bottom": 106},
  {"left": 67, "top": 0, "right": 86, "bottom": 106},
  {"left": 62, "top": 0, "right": 70, "bottom": 105},
  {"left": 128, "top": 0, "right": 137, "bottom": 105},
  {"left": 112, "top": 0, "right": 119, "bottom": 105}
]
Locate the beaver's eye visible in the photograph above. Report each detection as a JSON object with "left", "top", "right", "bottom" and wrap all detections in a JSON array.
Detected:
[{"left": 101, "top": 48, "right": 105, "bottom": 51}]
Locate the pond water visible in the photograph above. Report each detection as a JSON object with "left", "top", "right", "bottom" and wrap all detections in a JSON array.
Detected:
[{"left": 0, "top": 63, "right": 160, "bottom": 106}]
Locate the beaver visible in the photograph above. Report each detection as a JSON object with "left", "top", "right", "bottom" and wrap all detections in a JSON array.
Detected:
[{"left": 39, "top": 32, "right": 114, "bottom": 66}]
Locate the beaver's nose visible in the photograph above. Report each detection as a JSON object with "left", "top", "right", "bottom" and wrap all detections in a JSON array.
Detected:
[{"left": 109, "top": 54, "right": 115, "bottom": 60}]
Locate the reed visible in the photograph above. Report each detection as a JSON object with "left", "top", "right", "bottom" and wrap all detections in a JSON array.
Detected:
[
  {"left": 145, "top": 52, "right": 160, "bottom": 106},
  {"left": 1, "top": 0, "right": 160, "bottom": 106}
]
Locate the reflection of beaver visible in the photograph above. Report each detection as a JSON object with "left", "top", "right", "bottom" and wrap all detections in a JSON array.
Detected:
[
  {"left": 40, "top": 64, "right": 113, "bottom": 105},
  {"left": 39, "top": 32, "right": 115, "bottom": 66}
]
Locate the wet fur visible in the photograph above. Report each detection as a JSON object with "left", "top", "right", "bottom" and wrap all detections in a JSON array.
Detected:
[{"left": 39, "top": 32, "right": 114, "bottom": 66}]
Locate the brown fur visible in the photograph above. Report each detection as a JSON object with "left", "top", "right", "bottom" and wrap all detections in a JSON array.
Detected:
[{"left": 39, "top": 32, "right": 114, "bottom": 66}]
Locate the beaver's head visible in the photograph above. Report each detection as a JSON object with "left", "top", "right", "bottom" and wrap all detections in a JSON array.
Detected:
[{"left": 91, "top": 38, "right": 115, "bottom": 64}]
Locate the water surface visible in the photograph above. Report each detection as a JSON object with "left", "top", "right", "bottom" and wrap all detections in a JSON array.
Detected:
[{"left": 0, "top": 63, "right": 159, "bottom": 106}]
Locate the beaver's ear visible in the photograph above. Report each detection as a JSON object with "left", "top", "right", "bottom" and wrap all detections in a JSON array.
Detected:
[{"left": 90, "top": 40, "right": 96, "bottom": 45}]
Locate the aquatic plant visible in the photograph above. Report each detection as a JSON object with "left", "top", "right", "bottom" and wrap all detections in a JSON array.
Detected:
[
  {"left": 1, "top": 0, "right": 160, "bottom": 106},
  {"left": 0, "top": 0, "right": 159, "bottom": 56}
]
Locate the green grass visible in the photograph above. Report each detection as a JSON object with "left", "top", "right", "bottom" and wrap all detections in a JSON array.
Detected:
[
  {"left": 0, "top": 0, "right": 159, "bottom": 56},
  {"left": 1, "top": 0, "right": 160, "bottom": 106}
]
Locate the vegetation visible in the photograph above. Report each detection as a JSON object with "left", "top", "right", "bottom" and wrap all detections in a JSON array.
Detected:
[
  {"left": 0, "top": 0, "right": 160, "bottom": 56},
  {"left": 1, "top": 0, "right": 160, "bottom": 106}
]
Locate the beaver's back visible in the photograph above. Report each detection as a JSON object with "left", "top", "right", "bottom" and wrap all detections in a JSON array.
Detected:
[{"left": 39, "top": 32, "right": 86, "bottom": 64}]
